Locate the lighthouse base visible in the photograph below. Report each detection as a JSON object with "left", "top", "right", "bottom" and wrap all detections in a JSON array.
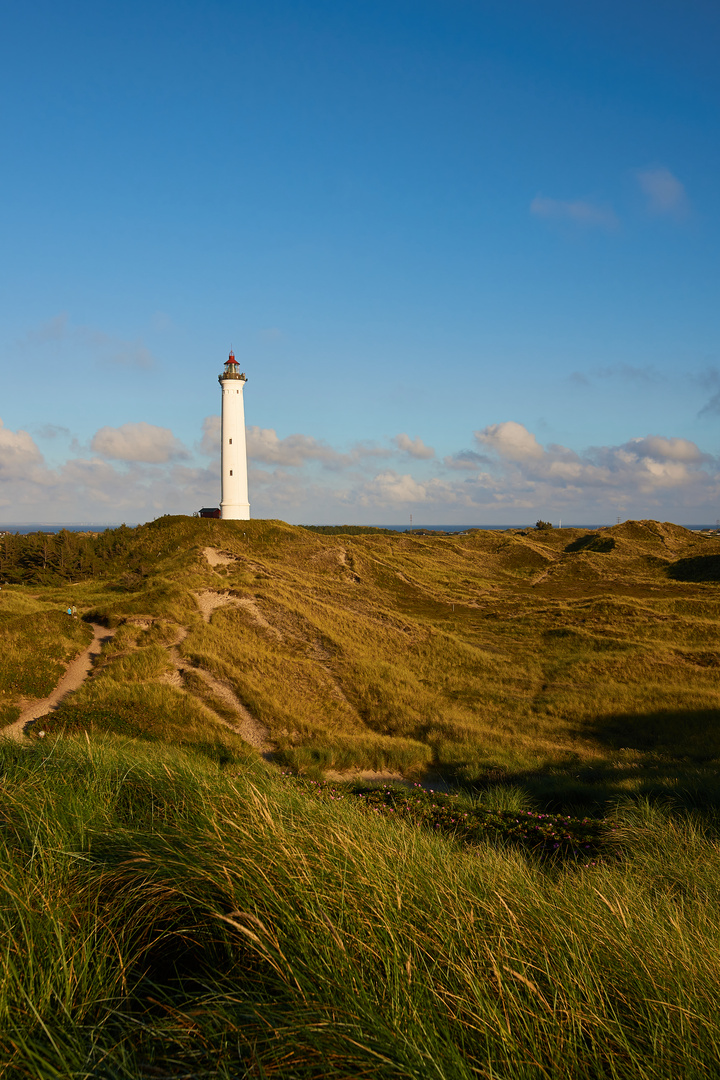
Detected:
[{"left": 220, "top": 503, "right": 250, "bottom": 520}]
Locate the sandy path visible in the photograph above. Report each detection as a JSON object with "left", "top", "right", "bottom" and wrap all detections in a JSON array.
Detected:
[
  {"left": 203, "top": 546, "right": 270, "bottom": 578},
  {"left": 159, "top": 622, "right": 273, "bottom": 754},
  {"left": 0, "top": 608, "right": 432, "bottom": 782},
  {"left": 203, "top": 546, "right": 236, "bottom": 568},
  {"left": 2, "top": 623, "right": 116, "bottom": 741},
  {"left": 179, "top": 659, "right": 273, "bottom": 753}
]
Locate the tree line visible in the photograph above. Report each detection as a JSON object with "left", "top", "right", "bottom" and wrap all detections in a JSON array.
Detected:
[{"left": 0, "top": 526, "right": 143, "bottom": 585}]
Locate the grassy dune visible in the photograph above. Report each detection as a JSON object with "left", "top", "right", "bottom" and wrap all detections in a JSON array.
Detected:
[
  {"left": 2, "top": 737, "right": 720, "bottom": 1079},
  {"left": 0, "top": 591, "right": 92, "bottom": 727},
  {"left": 7, "top": 514, "right": 717, "bottom": 805},
  {"left": 2, "top": 517, "right": 720, "bottom": 1076}
]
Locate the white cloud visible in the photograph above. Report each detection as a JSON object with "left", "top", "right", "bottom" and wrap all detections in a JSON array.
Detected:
[
  {"left": 588, "top": 436, "right": 712, "bottom": 494},
  {"left": 530, "top": 195, "right": 618, "bottom": 229},
  {"left": 16, "top": 313, "right": 157, "bottom": 369},
  {"left": 635, "top": 166, "right": 689, "bottom": 217},
  {"left": 628, "top": 435, "right": 706, "bottom": 463},
  {"left": 199, "top": 415, "right": 221, "bottom": 457},
  {"left": 211, "top": 424, "right": 395, "bottom": 470},
  {"left": 424, "top": 422, "right": 720, "bottom": 519},
  {"left": 3, "top": 409, "right": 718, "bottom": 526},
  {"left": 0, "top": 419, "right": 43, "bottom": 479},
  {"left": 201, "top": 419, "right": 436, "bottom": 472},
  {"left": 475, "top": 421, "right": 544, "bottom": 462},
  {"left": 350, "top": 469, "right": 504, "bottom": 512},
  {"left": 247, "top": 426, "right": 341, "bottom": 468},
  {"left": 91, "top": 422, "right": 189, "bottom": 464},
  {"left": 393, "top": 433, "right": 435, "bottom": 459},
  {"left": 357, "top": 471, "right": 431, "bottom": 504},
  {"left": 0, "top": 451, "right": 220, "bottom": 522}
]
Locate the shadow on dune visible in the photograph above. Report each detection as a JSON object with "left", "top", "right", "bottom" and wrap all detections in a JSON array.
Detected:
[
  {"left": 564, "top": 534, "right": 616, "bottom": 554},
  {"left": 440, "top": 707, "right": 720, "bottom": 814},
  {"left": 667, "top": 554, "right": 720, "bottom": 583},
  {"left": 588, "top": 706, "right": 720, "bottom": 760}
]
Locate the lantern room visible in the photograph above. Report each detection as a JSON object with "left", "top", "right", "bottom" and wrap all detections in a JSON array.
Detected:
[{"left": 220, "top": 350, "right": 246, "bottom": 382}]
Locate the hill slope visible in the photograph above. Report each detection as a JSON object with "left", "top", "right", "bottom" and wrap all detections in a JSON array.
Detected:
[
  {"left": 4, "top": 518, "right": 720, "bottom": 1078},
  {"left": 3, "top": 516, "right": 720, "bottom": 804}
]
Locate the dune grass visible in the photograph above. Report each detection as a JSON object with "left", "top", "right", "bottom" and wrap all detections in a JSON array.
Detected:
[
  {"left": 0, "top": 590, "right": 92, "bottom": 727},
  {"left": 3, "top": 517, "right": 720, "bottom": 805},
  {"left": 3, "top": 519, "right": 720, "bottom": 1075},
  {"left": 41, "top": 676, "right": 256, "bottom": 765},
  {"left": 164, "top": 519, "right": 720, "bottom": 803},
  {"left": 2, "top": 737, "right": 720, "bottom": 1078}
]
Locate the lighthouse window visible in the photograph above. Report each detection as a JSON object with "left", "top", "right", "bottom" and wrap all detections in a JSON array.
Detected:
[
  {"left": 230, "top": 470, "right": 233, "bottom": 475},
  {"left": 229, "top": 438, "right": 232, "bottom": 444}
]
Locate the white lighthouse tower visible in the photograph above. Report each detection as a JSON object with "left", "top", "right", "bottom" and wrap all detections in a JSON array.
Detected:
[{"left": 218, "top": 350, "right": 250, "bottom": 520}]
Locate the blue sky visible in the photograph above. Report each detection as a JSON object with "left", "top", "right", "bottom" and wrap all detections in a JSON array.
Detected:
[{"left": 1, "top": 0, "right": 719, "bottom": 524}]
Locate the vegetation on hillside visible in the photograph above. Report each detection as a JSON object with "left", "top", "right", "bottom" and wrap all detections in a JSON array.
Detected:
[
  {"left": 3, "top": 516, "right": 720, "bottom": 803},
  {"left": 300, "top": 523, "right": 398, "bottom": 535},
  {"left": 2, "top": 737, "right": 720, "bottom": 1079},
  {"left": 2, "top": 516, "right": 720, "bottom": 1076},
  {"left": 0, "top": 593, "right": 92, "bottom": 727}
]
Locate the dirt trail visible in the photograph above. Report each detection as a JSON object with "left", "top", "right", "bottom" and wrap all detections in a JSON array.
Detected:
[
  {"left": 173, "top": 657, "right": 273, "bottom": 753},
  {"left": 2, "top": 623, "right": 116, "bottom": 741},
  {"left": 203, "top": 546, "right": 269, "bottom": 578},
  {"left": 159, "top": 622, "right": 273, "bottom": 754}
]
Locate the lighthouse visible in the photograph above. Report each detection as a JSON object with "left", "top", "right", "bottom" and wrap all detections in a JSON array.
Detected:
[{"left": 218, "top": 350, "right": 250, "bottom": 520}]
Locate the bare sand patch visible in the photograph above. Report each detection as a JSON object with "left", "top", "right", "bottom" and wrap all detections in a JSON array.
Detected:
[
  {"left": 193, "top": 590, "right": 283, "bottom": 640},
  {"left": 324, "top": 769, "right": 454, "bottom": 792},
  {"left": 186, "top": 665, "right": 272, "bottom": 753},
  {"left": 235, "top": 597, "right": 282, "bottom": 638},
  {"left": 203, "top": 546, "right": 238, "bottom": 568},
  {"left": 193, "top": 590, "right": 242, "bottom": 622}
]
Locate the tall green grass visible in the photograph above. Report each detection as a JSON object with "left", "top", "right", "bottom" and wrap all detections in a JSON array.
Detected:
[
  {"left": 5, "top": 518, "right": 720, "bottom": 1076},
  {"left": 3, "top": 737, "right": 720, "bottom": 1078}
]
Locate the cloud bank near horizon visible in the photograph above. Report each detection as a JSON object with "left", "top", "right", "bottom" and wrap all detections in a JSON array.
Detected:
[{"left": 1, "top": 415, "right": 718, "bottom": 525}]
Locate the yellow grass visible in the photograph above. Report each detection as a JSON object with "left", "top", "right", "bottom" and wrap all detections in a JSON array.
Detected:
[{"left": 3, "top": 517, "right": 720, "bottom": 803}]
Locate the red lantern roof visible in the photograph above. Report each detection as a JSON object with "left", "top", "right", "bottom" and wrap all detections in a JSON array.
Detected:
[{"left": 226, "top": 350, "right": 239, "bottom": 365}]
